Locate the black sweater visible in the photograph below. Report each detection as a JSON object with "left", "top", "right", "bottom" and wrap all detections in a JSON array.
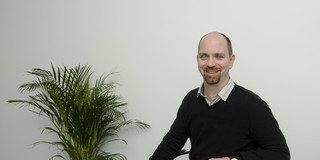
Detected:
[{"left": 150, "top": 85, "right": 290, "bottom": 160}]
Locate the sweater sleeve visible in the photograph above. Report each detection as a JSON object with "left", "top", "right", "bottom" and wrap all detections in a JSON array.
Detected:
[
  {"left": 238, "top": 100, "right": 290, "bottom": 160},
  {"left": 149, "top": 98, "right": 189, "bottom": 160}
]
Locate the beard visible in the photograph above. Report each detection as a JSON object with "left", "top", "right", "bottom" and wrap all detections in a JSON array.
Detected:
[
  {"left": 202, "top": 67, "right": 221, "bottom": 85},
  {"left": 204, "top": 73, "right": 220, "bottom": 85}
]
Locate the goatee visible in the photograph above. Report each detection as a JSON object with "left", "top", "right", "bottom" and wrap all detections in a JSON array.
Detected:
[
  {"left": 203, "top": 68, "right": 221, "bottom": 85},
  {"left": 204, "top": 75, "right": 220, "bottom": 85}
]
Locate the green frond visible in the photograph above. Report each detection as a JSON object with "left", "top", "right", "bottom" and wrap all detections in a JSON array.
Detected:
[
  {"left": 8, "top": 64, "right": 150, "bottom": 160},
  {"left": 133, "top": 120, "right": 151, "bottom": 130}
]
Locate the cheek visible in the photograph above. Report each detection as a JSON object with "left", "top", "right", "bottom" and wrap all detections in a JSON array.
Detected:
[
  {"left": 197, "top": 63, "right": 205, "bottom": 74},
  {"left": 219, "top": 61, "right": 230, "bottom": 68},
  {"left": 197, "top": 60, "right": 206, "bottom": 68}
]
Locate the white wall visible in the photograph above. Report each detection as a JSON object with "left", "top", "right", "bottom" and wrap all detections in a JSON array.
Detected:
[{"left": 1, "top": 0, "right": 319, "bottom": 160}]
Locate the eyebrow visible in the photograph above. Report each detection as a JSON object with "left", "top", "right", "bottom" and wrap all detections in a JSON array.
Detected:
[{"left": 198, "top": 52, "right": 226, "bottom": 55}]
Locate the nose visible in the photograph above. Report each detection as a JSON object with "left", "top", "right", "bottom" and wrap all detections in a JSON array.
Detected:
[{"left": 207, "top": 56, "right": 216, "bottom": 67}]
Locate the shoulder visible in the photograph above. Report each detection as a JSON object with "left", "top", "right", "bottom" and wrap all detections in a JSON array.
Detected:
[
  {"left": 230, "top": 85, "right": 276, "bottom": 123},
  {"left": 232, "top": 84, "right": 263, "bottom": 102},
  {"left": 231, "top": 84, "right": 269, "bottom": 110},
  {"left": 186, "top": 88, "right": 199, "bottom": 98},
  {"left": 179, "top": 88, "right": 200, "bottom": 107}
]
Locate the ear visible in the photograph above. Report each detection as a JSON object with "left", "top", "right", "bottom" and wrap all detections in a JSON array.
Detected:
[{"left": 229, "top": 54, "right": 235, "bottom": 69}]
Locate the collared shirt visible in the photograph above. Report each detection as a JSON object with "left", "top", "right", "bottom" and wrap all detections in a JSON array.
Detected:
[{"left": 197, "top": 78, "right": 235, "bottom": 106}]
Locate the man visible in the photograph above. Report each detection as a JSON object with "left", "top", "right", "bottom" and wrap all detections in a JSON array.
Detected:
[{"left": 149, "top": 32, "right": 290, "bottom": 160}]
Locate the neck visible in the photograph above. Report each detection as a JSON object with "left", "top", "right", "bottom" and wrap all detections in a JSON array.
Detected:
[{"left": 204, "top": 78, "right": 230, "bottom": 99}]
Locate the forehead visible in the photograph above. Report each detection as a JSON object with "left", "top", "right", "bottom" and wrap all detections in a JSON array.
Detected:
[{"left": 198, "top": 33, "right": 228, "bottom": 54}]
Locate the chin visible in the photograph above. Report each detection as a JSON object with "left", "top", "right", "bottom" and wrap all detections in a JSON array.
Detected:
[{"left": 205, "top": 78, "right": 220, "bottom": 85}]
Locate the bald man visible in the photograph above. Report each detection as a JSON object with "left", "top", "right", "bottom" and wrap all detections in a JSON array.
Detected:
[{"left": 150, "top": 32, "right": 290, "bottom": 160}]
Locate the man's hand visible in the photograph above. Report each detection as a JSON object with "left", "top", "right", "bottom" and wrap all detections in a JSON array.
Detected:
[{"left": 208, "top": 157, "right": 230, "bottom": 160}]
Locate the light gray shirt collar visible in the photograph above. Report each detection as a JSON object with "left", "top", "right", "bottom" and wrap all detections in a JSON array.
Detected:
[{"left": 197, "top": 78, "right": 235, "bottom": 105}]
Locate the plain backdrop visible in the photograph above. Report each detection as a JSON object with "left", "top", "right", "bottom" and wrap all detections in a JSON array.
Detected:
[{"left": 1, "top": 0, "right": 320, "bottom": 160}]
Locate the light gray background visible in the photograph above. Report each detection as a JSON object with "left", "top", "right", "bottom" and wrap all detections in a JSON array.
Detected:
[{"left": 1, "top": 0, "right": 319, "bottom": 160}]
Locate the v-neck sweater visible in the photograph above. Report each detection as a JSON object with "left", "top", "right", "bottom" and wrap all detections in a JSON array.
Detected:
[{"left": 150, "top": 84, "right": 290, "bottom": 160}]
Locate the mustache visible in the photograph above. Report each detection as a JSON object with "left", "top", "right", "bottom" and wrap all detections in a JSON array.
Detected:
[{"left": 205, "top": 67, "right": 221, "bottom": 72}]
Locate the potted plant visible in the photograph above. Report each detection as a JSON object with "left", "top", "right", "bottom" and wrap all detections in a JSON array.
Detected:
[{"left": 8, "top": 64, "right": 150, "bottom": 160}]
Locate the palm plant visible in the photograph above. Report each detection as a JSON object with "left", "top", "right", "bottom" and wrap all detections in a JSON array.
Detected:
[{"left": 8, "top": 64, "right": 150, "bottom": 160}]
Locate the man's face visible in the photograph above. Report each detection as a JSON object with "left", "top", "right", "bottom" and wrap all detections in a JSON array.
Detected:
[{"left": 197, "top": 33, "right": 235, "bottom": 86}]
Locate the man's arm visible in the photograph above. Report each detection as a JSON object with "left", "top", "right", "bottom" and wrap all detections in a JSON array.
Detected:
[
  {"left": 209, "top": 100, "right": 290, "bottom": 160},
  {"left": 149, "top": 100, "right": 189, "bottom": 160},
  {"left": 235, "top": 100, "right": 290, "bottom": 160}
]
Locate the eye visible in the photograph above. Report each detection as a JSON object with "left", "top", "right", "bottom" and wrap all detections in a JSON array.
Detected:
[
  {"left": 199, "top": 54, "right": 208, "bottom": 60},
  {"left": 216, "top": 54, "right": 224, "bottom": 59}
]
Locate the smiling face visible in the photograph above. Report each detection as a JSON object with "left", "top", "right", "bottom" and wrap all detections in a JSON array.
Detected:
[{"left": 197, "top": 32, "right": 235, "bottom": 86}]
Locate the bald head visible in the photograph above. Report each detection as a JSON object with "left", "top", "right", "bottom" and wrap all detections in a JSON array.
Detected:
[{"left": 198, "top": 32, "right": 233, "bottom": 56}]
